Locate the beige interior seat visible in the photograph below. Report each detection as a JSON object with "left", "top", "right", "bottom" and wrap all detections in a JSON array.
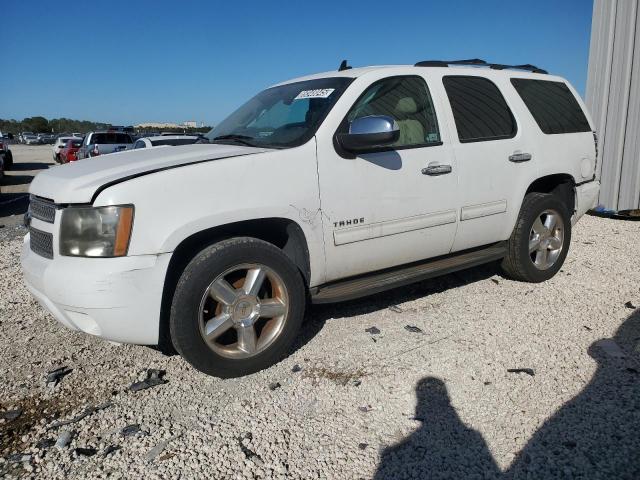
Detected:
[{"left": 394, "top": 97, "right": 425, "bottom": 145}]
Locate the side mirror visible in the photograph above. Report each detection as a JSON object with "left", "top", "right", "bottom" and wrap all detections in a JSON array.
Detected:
[{"left": 337, "top": 115, "right": 400, "bottom": 153}]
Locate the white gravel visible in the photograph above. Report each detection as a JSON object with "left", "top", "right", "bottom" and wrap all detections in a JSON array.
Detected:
[{"left": 1, "top": 212, "right": 639, "bottom": 479}]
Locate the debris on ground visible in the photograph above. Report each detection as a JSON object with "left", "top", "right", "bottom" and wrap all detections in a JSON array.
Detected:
[
  {"left": 46, "top": 366, "right": 73, "bottom": 387},
  {"left": 103, "top": 445, "right": 121, "bottom": 457},
  {"left": 626, "top": 367, "right": 639, "bottom": 374},
  {"left": 358, "top": 405, "right": 372, "bottom": 412},
  {"left": 507, "top": 368, "right": 535, "bottom": 377},
  {"left": 1, "top": 408, "right": 23, "bottom": 421},
  {"left": 269, "top": 382, "right": 282, "bottom": 391},
  {"left": 358, "top": 443, "right": 368, "bottom": 450},
  {"left": 365, "top": 326, "right": 381, "bottom": 335},
  {"left": 237, "top": 432, "right": 261, "bottom": 461},
  {"left": 388, "top": 305, "right": 403, "bottom": 313},
  {"left": 145, "top": 438, "right": 173, "bottom": 463},
  {"left": 121, "top": 424, "right": 142, "bottom": 437},
  {"left": 625, "top": 301, "right": 636, "bottom": 309},
  {"left": 35, "top": 438, "right": 56, "bottom": 449},
  {"left": 595, "top": 339, "right": 626, "bottom": 358},
  {"left": 8, "top": 453, "right": 32, "bottom": 463},
  {"left": 491, "top": 278, "right": 500, "bottom": 285},
  {"left": 404, "top": 325, "right": 423, "bottom": 334},
  {"left": 48, "top": 402, "right": 112, "bottom": 429},
  {"left": 74, "top": 447, "right": 97, "bottom": 457},
  {"left": 55, "top": 430, "right": 74, "bottom": 449},
  {"left": 129, "top": 369, "right": 168, "bottom": 392},
  {"left": 291, "top": 364, "right": 302, "bottom": 373},
  {"left": 583, "top": 325, "right": 592, "bottom": 331}
]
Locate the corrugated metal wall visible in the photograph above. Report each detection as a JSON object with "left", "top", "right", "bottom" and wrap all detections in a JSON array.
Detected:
[{"left": 586, "top": 0, "right": 640, "bottom": 210}]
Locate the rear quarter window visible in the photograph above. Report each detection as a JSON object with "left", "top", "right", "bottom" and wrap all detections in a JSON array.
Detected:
[
  {"left": 150, "top": 138, "right": 199, "bottom": 146},
  {"left": 443, "top": 76, "right": 517, "bottom": 143},
  {"left": 92, "top": 133, "right": 133, "bottom": 144},
  {"left": 510, "top": 79, "right": 591, "bottom": 134}
]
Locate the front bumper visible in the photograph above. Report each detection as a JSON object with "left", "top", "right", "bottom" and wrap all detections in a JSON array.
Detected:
[{"left": 21, "top": 234, "right": 171, "bottom": 345}]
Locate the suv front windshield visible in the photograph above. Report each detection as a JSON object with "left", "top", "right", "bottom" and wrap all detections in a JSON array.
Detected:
[{"left": 205, "top": 77, "right": 353, "bottom": 149}]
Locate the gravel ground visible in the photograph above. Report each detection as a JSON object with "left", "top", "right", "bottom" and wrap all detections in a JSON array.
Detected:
[{"left": 1, "top": 208, "right": 639, "bottom": 478}]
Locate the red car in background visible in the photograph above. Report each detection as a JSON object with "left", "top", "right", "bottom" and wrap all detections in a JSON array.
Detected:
[{"left": 59, "top": 138, "right": 84, "bottom": 163}]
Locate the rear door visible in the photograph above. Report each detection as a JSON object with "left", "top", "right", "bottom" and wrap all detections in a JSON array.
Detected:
[
  {"left": 316, "top": 74, "right": 459, "bottom": 282},
  {"left": 440, "top": 74, "right": 535, "bottom": 251}
]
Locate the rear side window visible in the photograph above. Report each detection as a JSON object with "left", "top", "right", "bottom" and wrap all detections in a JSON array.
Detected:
[
  {"left": 92, "top": 133, "right": 133, "bottom": 144},
  {"left": 511, "top": 79, "right": 590, "bottom": 134},
  {"left": 443, "top": 76, "right": 516, "bottom": 143},
  {"left": 150, "top": 138, "right": 199, "bottom": 146}
]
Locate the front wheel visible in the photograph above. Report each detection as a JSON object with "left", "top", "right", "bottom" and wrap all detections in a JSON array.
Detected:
[
  {"left": 170, "top": 237, "right": 305, "bottom": 378},
  {"left": 501, "top": 192, "right": 571, "bottom": 282}
]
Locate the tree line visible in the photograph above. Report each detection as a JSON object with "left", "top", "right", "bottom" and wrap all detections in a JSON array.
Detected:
[{"left": 0, "top": 117, "right": 211, "bottom": 135}]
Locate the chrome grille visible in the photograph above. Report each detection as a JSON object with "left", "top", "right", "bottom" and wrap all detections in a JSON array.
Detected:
[
  {"left": 30, "top": 195, "right": 57, "bottom": 223},
  {"left": 29, "top": 227, "right": 54, "bottom": 259}
]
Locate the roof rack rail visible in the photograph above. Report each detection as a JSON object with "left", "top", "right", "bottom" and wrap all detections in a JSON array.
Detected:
[{"left": 414, "top": 59, "right": 548, "bottom": 74}]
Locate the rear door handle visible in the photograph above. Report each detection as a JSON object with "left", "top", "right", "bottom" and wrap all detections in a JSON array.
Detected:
[
  {"left": 509, "top": 152, "right": 532, "bottom": 163},
  {"left": 422, "top": 163, "right": 452, "bottom": 176}
]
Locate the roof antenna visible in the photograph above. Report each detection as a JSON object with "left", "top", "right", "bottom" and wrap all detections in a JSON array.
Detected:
[{"left": 338, "top": 60, "right": 352, "bottom": 71}]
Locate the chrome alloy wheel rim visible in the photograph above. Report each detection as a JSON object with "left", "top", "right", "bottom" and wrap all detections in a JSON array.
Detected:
[
  {"left": 198, "top": 263, "right": 289, "bottom": 359},
  {"left": 529, "top": 209, "right": 565, "bottom": 270}
]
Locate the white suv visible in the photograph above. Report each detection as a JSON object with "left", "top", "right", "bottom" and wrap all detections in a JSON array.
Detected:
[{"left": 21, "top": 60, "right": 600, "bottom": 377}]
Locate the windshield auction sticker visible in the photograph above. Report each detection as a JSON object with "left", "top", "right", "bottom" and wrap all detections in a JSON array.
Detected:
[{"left": 294, "top": 88, "right": 335, "bottom": 100}]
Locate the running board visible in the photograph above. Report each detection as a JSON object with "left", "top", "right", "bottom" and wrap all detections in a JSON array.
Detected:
[{"left": 311, "top": 242, "right": 507, "bottom": 304}]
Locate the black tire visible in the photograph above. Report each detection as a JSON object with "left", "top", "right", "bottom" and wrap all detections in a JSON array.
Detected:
[
  {"left": 170, "top": 237, "right": 306, "bottom": 378},
  {"left": 4, "top": 150, "right": 12, "bottom": 170},
  {"left": 501, "top": 192, "right": 572, "bottom": 282}
]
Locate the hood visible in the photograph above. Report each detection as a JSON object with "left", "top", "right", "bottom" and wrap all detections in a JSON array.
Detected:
[{"left": 30, "top": 143, "right": 271, "bottom": 203}]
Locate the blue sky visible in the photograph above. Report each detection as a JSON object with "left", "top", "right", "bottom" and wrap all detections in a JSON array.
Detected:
[{"left": 0, "top": 0, "right": 593, "bottom": 126}]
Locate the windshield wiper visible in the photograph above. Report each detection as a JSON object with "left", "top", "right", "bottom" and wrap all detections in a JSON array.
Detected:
[{"left": 211, "top": 134, "right": 257, "bottom": 147}]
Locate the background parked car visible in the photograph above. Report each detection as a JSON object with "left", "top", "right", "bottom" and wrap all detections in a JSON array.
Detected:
[
  {"left": 18, "top": 132, "right": 34, "bottom": 143},
  {"left": 52, "top": 136, "right": 82, "bottom": 162},
  {"left": 22, "top": 134, "right": 39, "bottom": 145},
  {"left": 0, "top": 133, "right": 14, "bottom": 169},
  {"left": 59, "top": 138, "right": 84, "bottom": 163},
  {"left": 37, "top": 133, "right": 55, "bottom": 144},
  {"left": 76, "top": 131, "right": 134, "bottom": 159},
  {"left": 132, "top": 135, "right": 202, "bottom": 149}
]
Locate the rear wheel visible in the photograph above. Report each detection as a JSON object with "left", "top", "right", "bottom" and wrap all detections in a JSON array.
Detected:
[
  {"left": 170, "top": 237, "right": 305, "bottom": 378},
  {"left": 501, "top": 192, "right": 571, "bottom": 282}
]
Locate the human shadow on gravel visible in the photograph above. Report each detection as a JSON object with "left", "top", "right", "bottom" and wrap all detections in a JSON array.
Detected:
[
  {"left": 374, "top": 377, "right": 501, "bottom": 480},
  {"left": 373, "top": 310, "right": 640, "bottom": 479}
]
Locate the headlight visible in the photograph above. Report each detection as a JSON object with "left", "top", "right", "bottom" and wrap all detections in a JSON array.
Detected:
[{"left": 60, "top": 205, "right": 134, "bottom": 257}]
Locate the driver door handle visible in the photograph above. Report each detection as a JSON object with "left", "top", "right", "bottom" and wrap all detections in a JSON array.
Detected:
[
  {"left": 509, "top": 152, "right": 532, "bottom": 163},
  {"left": 422, "top": 163, "right": 452, "bottom": 176}
]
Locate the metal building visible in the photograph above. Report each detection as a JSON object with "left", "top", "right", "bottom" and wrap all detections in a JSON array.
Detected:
[{"left": 586, "top": 0, "right": 640, "bottom": 210}]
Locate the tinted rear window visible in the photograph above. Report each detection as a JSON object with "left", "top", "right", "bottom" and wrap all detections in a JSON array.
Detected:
[
  {"left": 510, "top": 79, "right": 590, "bottom": 134},
  {"left": 150, "top": 138, "right": 199, "bottom": 147},
  {"left": 443, "top": 76, "right": 516, "bottom": 143},
  {"left": 92, "top": 133, "right": 132, "bottom": 144}
]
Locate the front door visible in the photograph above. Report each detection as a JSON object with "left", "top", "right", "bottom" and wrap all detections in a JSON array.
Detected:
[{"left": 316, "top": 74, "right": 459, "bottom": 282}]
